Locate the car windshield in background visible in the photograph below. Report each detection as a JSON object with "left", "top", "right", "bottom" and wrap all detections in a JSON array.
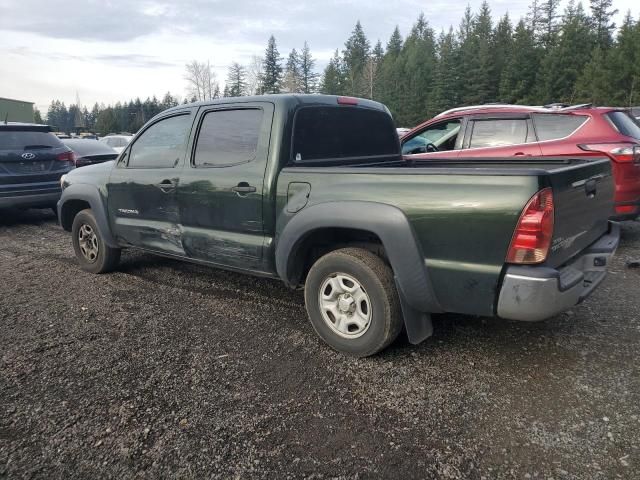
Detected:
[
  {"left": 292, "top": 106, "right": 399, "bottom": 162},
  {"left": 606, "top": 111, "right": 640, "bottom": 140},
  {"left": 532, "top": 114, "right": 588, "bottom": 141},
  {"left": 0, "top": 131, "right": 63, "bottom": 150}
]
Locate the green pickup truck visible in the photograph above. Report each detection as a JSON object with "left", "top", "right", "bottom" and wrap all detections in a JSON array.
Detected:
[{"left": 58, "top": 95, "right": 619, "bottom": 356}]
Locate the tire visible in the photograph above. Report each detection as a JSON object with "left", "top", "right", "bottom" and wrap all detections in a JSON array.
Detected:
[
  {"left": 304, "top": 247, "right": 403, "bottom": 357},
  {"left": 71, "top": 209, "right": 121, "bottom": 274}
]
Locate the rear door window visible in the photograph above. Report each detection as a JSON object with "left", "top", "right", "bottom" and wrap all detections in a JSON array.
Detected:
[
  {"left": 532, "top": 114, "right": 588, "bottom": 141},
  {"left": 193, "top": 109, "right": 263, "bottom": 167},
  {"left": 293, "top": 106, "right": 399, "bottom": 163},
  {"left": 468, "top": 119, "right": 529, "bottom": 148},
  {"left": 606, "top": 111, "right": 640, "bottom": 140}
]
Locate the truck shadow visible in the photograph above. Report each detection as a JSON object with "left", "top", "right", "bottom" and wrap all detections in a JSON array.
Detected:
[{"left": 0, "top": 207, "right": 57, "bottom": 227}]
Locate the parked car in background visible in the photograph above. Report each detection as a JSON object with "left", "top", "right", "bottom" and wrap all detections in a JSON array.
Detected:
[
  {"left": 401, "top": 104, "right": 640, "bottom": 220},
  {"left": 0, "top": 123, "right": 75, "bottom": 211},
  {"left": 99, "top": 134, "right": 133, "bottom": 153},
  {"left": 632, "top": 106, "right": 640, "bottom": 121},
  {"left": 396, "top": 127, "right": 411, "bottom": 136},
  {"left": 58, "top": 94, "right": 618, "bottom": 356},
  {"left": 52, "top": 132, "right": 71, "bottom": 139},
  {"left": 62, "top": 138, "right": 118, "bottom": 167}
]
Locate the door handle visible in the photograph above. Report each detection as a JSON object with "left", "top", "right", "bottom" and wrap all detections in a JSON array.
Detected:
[
  {"left": 156, "top": 179, "right": 176, "bottom": 193},
  {"left": 514, "top": 152, "right": 528, "bottom": 156},
  {"left": 232, "top": 182, "right": 257, "bottom": 196}
]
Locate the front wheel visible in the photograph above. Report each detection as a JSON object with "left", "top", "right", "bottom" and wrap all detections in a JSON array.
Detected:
[
  {"left": 304, "top": 248, "right": 403, "bottom": 357},
  {"left": 71, "top": 209, "right": 121, "bottom": 274}
]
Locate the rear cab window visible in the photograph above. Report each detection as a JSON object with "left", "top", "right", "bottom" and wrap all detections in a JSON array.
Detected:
[
  {"left": 606, "top": 111, "right": 640, "bottom": 140},
  {"left": 292, "top": 106, "right": 399, "bottom": 164},
  {"left": 532, "top": 114, "right": 588, "bottom": 141}
]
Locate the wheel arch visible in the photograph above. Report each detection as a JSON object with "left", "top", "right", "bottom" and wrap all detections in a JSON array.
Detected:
[
  {"left": 276, "top": 201, "right": 442, "bottom": 316},
  {"left": 58, "top": 184, "right": 118, "bottom": 247}
]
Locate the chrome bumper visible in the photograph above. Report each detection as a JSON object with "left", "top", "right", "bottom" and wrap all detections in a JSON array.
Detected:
[{"left": 497, "top": 223, "right": 620, "bottom": 322}]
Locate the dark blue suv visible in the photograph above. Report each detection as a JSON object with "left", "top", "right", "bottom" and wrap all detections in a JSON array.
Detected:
[{"left": 0, "top": 123, "right": 76, "bottom": 211}]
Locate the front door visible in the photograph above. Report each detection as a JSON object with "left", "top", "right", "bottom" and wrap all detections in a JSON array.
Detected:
[
  {"left": 107, "top": 110, "right": 194, "bottom": 255},
  {"left": 177, "top": 102, "right": 274, "bottom": 271}
]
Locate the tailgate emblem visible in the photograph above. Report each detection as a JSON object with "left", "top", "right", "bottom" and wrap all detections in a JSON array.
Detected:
[{"left": 21, "top": 152, "right": 36, "bottom": 160}]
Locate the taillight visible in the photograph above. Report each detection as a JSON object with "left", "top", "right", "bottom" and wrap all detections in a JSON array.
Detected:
[
  {"left": 506, "top": 187, "right": 554, "bottom": 264},
  {"left": 579, "top": 143, "right": 640, "bottom": 165},
  {"left": 56, "top": 150, "right": 76, "bottom": 163},
  {"left": 337, "top": 96, "right": 358, "bottom": 105}
]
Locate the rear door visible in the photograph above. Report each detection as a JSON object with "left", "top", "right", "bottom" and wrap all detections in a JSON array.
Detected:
[
  {"left": 461, "top": 114, "right": 542, "bottom": 157},
  {"left": 177, "top": 101, "right": 274, "bottom": 270},
  {"left": 0, "top": 128, "right": 74, "bottom": 202},
  {"left": 107, "top": 110, "right": 195, "bottom": 255}
]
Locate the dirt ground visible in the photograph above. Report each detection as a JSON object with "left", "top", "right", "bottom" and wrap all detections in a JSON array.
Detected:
[{"left": 1, "top": 208, "right": 639, "bottom": 479}]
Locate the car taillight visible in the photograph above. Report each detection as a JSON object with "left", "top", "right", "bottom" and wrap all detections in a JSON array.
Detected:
[
  {"left": 506, "top": 188, "right": 554, "bottom": 264},
  {"left": 579, "top": 143, "right": 640, "bottom": 165},
  {"left": 56, "top": 150, "right": 76, "bottom": 163}
]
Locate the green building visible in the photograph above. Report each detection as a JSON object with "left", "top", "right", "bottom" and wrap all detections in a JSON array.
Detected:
[{"left": 0, "top": 97, "right": 35, "bottom": 123}]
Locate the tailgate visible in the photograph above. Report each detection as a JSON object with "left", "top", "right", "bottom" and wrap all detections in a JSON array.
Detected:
[{"left": 546, "top": 158, "right": 614, "bottom": 267}]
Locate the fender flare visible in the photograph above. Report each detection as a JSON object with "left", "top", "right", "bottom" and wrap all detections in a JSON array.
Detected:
[
  {"left": 275, "top": 201, "right": 442, "bottom": 343},
  {"left": 58, "top": 184, "right": 119, "bottom": 248}
]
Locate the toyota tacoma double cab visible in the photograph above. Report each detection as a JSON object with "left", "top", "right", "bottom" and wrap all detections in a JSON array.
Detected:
[{"left": 58, "top": 95, "right": 619, "bottom": 356}]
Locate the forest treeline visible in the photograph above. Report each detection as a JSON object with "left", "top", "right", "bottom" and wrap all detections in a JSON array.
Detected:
[{"left": 45, "top": 0, "right": 639, "bottom": 132}]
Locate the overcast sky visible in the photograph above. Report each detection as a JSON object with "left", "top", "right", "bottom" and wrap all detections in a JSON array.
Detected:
[{"left": 0, "top": 0, "right": 637, "bottom": 113}]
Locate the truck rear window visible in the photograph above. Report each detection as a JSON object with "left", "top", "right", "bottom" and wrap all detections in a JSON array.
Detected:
[
  {"left": 292, "top": 106, "right": 399, "bottom": 163},
  {"left": 0, "top": 131, "right": 63, "bottom": 150},
  {"left": 606, "top": 111, "right": 640, "bottom": 140}
]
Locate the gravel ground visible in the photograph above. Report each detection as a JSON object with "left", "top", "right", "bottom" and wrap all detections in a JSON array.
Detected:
[{"left": 1, "top": 208, "right": 639, "bottom": 479}]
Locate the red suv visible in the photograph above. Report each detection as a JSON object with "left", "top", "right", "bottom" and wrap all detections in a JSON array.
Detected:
[{"left": 401, "top": 104, "right": 640, "bottom": 220}]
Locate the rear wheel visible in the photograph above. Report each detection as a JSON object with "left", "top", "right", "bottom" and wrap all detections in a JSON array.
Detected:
[
  {"left": 71, "top": 209, "right": 120, "bottom": 274},
  {"left": 304, "top": 248, "right": 403, "bottom": 357}
]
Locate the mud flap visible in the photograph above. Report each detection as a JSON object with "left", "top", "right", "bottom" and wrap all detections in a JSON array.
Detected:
[{"left": 395, "top": 278, "right": 433, "bottom": 344}]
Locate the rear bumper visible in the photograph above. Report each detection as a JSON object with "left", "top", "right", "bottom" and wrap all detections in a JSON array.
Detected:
[
  {"left": 497, "top": 222, "right": 620, "bottom": 321},
  {"left": 0, "top": 190, "right": 61, "bottom": 209}
]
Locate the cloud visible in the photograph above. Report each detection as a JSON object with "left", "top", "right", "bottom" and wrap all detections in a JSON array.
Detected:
[{"left": 7, "top": 46, "right": 177, "bottom": 68}]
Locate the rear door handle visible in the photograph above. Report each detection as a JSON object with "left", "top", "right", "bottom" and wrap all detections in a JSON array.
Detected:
[
  {"left": 514, "top": 152, "right": 528, "bottom": 156},
  {"left": 232, "top": 182, "right": 257, "bottom": 195},
  {"left": 156, "top": 179, "right": 176, "bottom": 193}
]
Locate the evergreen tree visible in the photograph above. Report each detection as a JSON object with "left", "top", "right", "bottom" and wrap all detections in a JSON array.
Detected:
[
  {"left": 493, "top": 14, "right": 514, "bottom": 88},
  {"left": 537, "top": 1, "right": 595, "bottom": 103},
  {"left": 397, "top": 13, "right": 438, "bottom": 124},
  {"left": 342, "top": 21, "right": 371, "bottom": 96},
  {"left": 606, "top": 12, "right": 640, "bottom": 105},
  {"left": 283, "top": 49, "right": 302, "bottom": 93},
  {"left": 299, "top": 41, "right": 319, "bottom": 94},
  {"left": 320, "top": 49, "right": 346, "bottom": 95},
  {"left": 590, "top": 0, "right": 618, "bottom": 49},
  {"left": 499, "top": 20, "right": 540, "bottom": 103},
  {"left": 261, "top": 36, "right": 283, "bottom": 94},
  {"left": 539, "top": 0, "right": 562, "bottom": 47},
  {"left": 226, "top": 62, "right": 248, "bottom": 97},
  {"left": 431, "top": 28, "right": 461, "bottom": 113}
]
